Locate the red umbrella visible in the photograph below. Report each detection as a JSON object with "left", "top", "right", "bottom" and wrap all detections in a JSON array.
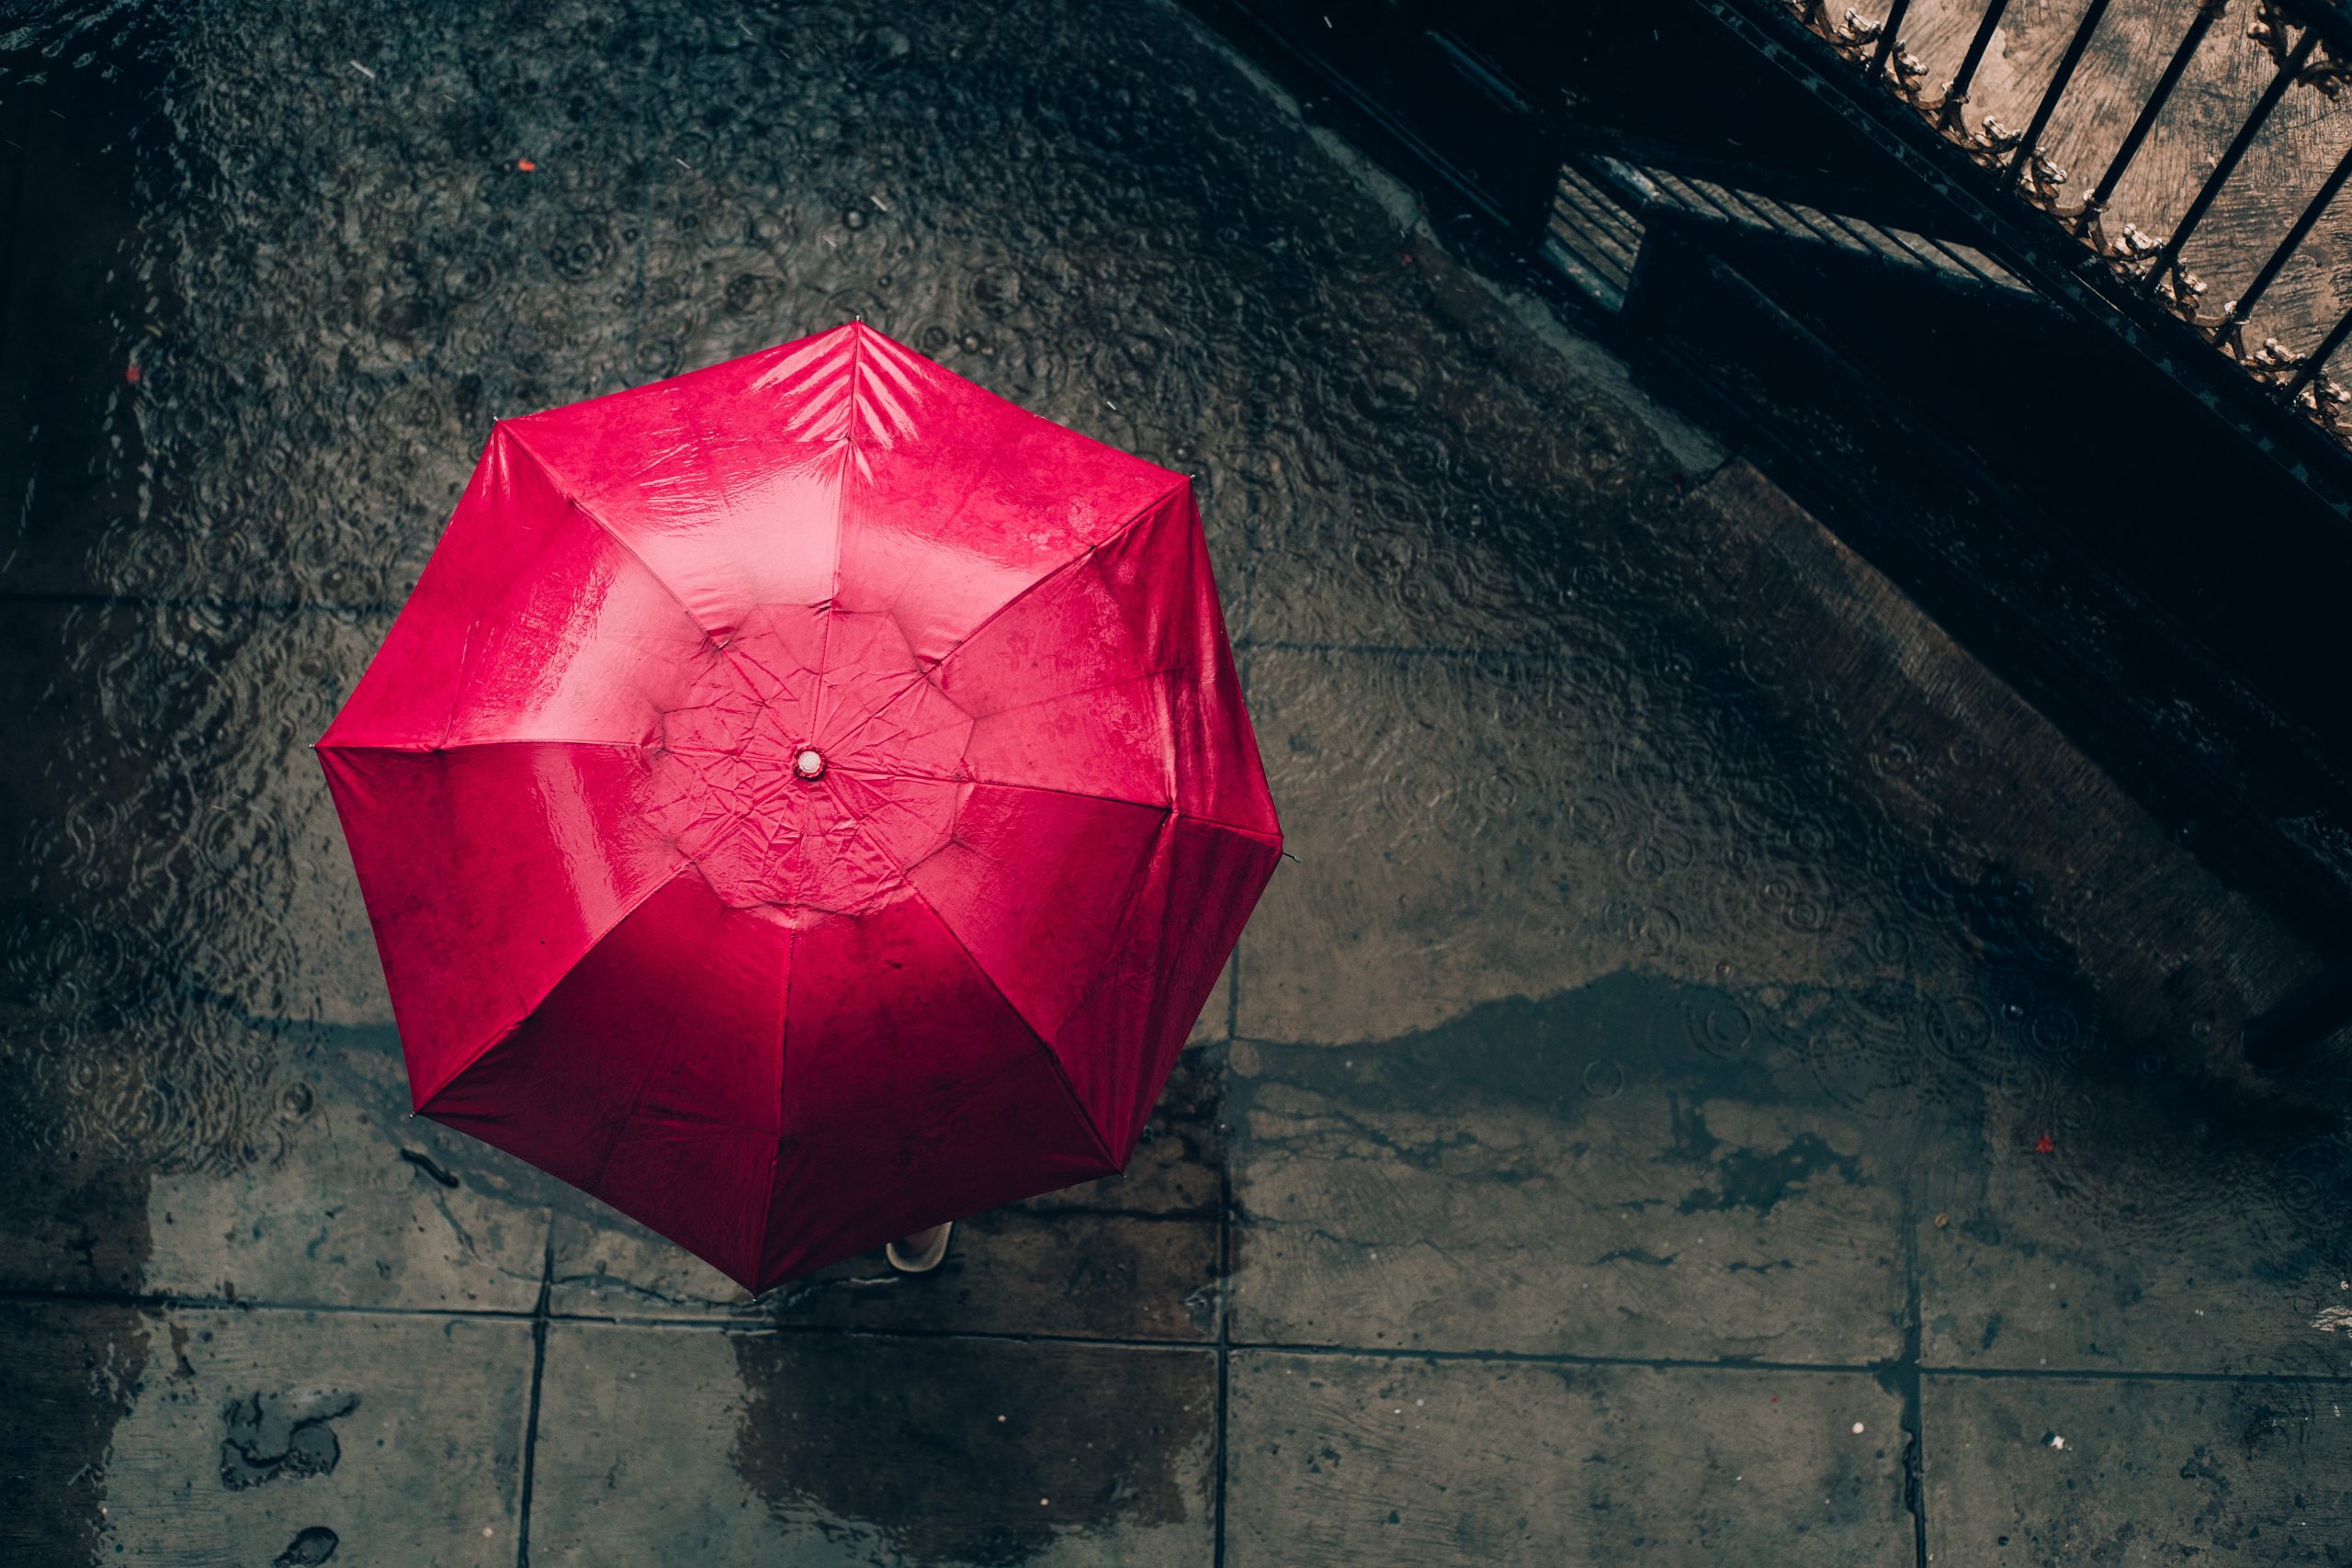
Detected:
[{"left": 318, "top": 323, "right": 1280, "bottom": 1292}]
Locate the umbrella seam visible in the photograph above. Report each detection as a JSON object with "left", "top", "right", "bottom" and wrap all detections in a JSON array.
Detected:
[
  {"left": 752, "top": 811, "right": 805, "bottom": 1289},
  {"left": 750, "top": 1118, "right": 784, "bottom": 1291},
  {"left": 802, "top": 325, "right": 863, "bottom": 747},
  {"left": 413, "top": 859, "right": 695, "bottom": 1115},
  {"left": 574, "top": 873, "right": 740, "bottom": 1201},
  {"left": 824, "top": 796, "right": 1123, "bottom": 1172},
  {"left": 1030, "top": 807, "right": 1182, "bottom": 1159},
  {"left": 831, "top": 475, "right": 1193, "bottom": 758},
  {"left": 315, "top": 736, "right": 648, "bottom": 754},
  {"left": 934, "top": 477, "right": 1192, "bottom": 665},
  {"left": 863, "top": 662, "right": 1184, "bottom": 753},
  {"left": 832, "top": 766, "right": 1282, "bottom": 844},
  {"left": 499, "top": 421, "right": 726, "bottom": 646}
]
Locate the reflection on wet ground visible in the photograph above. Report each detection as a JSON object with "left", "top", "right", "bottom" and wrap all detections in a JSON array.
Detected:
[{"left": 4, "top": 0, "right": 2350, "bottom": 1563}]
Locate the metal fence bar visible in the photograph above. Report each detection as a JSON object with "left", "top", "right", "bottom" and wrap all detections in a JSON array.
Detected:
[
  {"left": 2085, "top": 0, "right": 2228, "bottom": 217},
  {"left": 2284, "top": 301, "right": 2352, "bottom": 401},
  {"left": 2144, "top": 26, "right": 2318, "bottom": 292},
  {"left": 2226, "top": 142, "right": 2352, "bottom": 334},
  {"left": 2007, "top": 0, "right": 2113, "bottom": 185},
  {"left": 1868, "top": 0, "right": 1914, "bottom": 78},
  {"left": 1938, "top": 0, "right": 2014, "bottom": 127}
]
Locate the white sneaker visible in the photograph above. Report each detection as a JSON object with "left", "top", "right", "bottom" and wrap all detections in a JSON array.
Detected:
[{"left": 886, "top": 1222, "right": 954, "bottom": 1274}]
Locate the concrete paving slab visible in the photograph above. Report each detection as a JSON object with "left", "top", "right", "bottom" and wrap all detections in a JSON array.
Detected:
[
  {"left": 1914, "top": 1095, "right": 2352, "bottom": 1378},
  {"left": 1232, "top": 594, "right": 2341, "bottom": 1371},
  {"left": 526, "top": 1321, "right": 1216, "bottom": 1566},
  {"left": 1236, "top": 647, "right": 1637, "bottom": 1048},
  {"left": 1227, "top": 975, "right": 1908, "bottom": 1362},
  {"left": 2, "top": 1020, "right": 558, "bottom": 1315},
  {"left": 0, "top": 1298, "right": 147, "bottom": 1564},
  {"left": 0, "top": 1301, "right": 531, "bottom": 1566},
  {"left": 1922, "top": 1371, "right": 2352, "bottom": 1563},
  {"left": 0, "top": 601, "right": 563, "bottom": 1310},
  {"left": 1226, "top": 1349, "right": 1915, "bottom": 1566},
  {"left": 137, "top": 1022, "right": 559, "bottom": 1314}
]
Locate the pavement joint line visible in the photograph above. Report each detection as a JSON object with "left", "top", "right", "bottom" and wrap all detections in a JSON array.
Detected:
[
  {"left": 1915, "top": 1362, "right": 2352, "bottom": 1387},
  {"left": 1212, "top": 1242, "right": 1232, "bottom": 1568},
  {"left": 1235, "top": 1339, "right": 1902, "bottom": 1375},
  {"left": 514, "top": 1224, "right": 553, "bottom": 1568},
  {"left": 541, "top": 1316, "right": 1216, "bottom": 1349},
  {"left": 0, "top": 1287, "right": 537, "bottom": 1322},
  {"left": 550, "top": 1319, "right": 1221, "bottom": 1355},
  {"left": 0, "top": 1288, "right": 1211, "bottom": 1350},
  {"left": 1899, "top": 1187, "right": 1930, "bottom": 1568},
  {"left": 1226, "top": 1338, "right": 2352, "bottom": 1384},
  {"left": 1213, "top": 1038, "right": 1238, "bottom": 1565},
  {"left": 8, "top": 1286, "right": 2349, "bottom": 1382}
]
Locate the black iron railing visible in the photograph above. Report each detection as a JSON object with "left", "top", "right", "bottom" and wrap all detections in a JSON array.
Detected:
[{"left": 1768, "top": 0, "right": 2352, "bottom": 460}]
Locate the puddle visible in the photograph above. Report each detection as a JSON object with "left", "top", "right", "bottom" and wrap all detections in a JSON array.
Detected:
[
  {"left": 730, "top": 1334, "right": 1209, "bottom": 1565},
  {"left": 218, "top": 1386, "right": 361, "bottom": 1489}
]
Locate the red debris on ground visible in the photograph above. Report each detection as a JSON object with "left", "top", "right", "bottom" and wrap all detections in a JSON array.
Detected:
[
  {"left": 2033, "top": 1133, "right": 2057, "bottom": 1154},
  {"left": 123, "top": 364, "right": 141, "bottom": 384},
  {"left": 516, "top": 158, "right": 537, "bottom": 172}
]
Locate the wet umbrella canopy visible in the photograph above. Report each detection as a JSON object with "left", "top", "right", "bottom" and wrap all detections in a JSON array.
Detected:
[{"left": 317, "top": 323, "right": 1281, "bottom": 1291}]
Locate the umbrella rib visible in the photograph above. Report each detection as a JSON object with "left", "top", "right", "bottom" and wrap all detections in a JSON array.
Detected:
[
  {"left": 500, "top": 421, "right": 726, "bottom": 645},
  {"left": 1026, "top": 808, "right": 1179, "bottom": 1149},
  {"left": 749, "top": 916, "right": 794, "bottom": 1292},
  {"left": 413, "top": 858, "right": 695, "bottom": 1114},
  {"left": 804, "top": 330, "right": 863, "bottom": 749},
  {"left": 319, "top": 736, "right": 650, "bottom": 755},
  {"left": 852, "top": 662, "right": 1182, "bottom": 754},
  {"left": 825, "top": 795, "right": 1121, "bottom": 1171},
  {"left": 924, "top": 477, "right": 1191, "bottom": 674},
  {"left": 835, "top": 476, "right": 1192, "bottom": 750},
  {"left": 749, "top": 729, "right": 815, "bottom": 1291},
  {"left": 574, "top": 871, "right": 727, "bottom": 1201},
  {"left": 835, "top": 766, "right": 1281, "bottom": 844}
]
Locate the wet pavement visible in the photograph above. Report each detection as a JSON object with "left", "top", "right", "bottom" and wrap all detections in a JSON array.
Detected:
[{"left": 4, "top": 1, "right": 2351, "bottom": 1563}]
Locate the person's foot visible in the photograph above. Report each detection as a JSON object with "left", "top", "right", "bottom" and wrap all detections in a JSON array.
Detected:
[{"left": 886, "top": 1222, "right": 954, "bottom": 1274}]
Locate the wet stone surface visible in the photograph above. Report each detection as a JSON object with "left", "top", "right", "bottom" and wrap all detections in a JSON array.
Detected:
[
  {"left": 5, "top": 0, "right": 2352, "bottom": 1562},
  {"left": 527, "top": 1323, "right": 1216, "bottom": 1565},
  {"left": 0, "top": 1303, "right": 529, "bottom": 1564},
  {"left": 1922, "top": 1372, "right": 2352, "bottom": 1563},
  {"left": 1228, "top": 975, "right": 1911, "bottom": 1363},
  {"left": 1226, "top": 1352, "right": 1915, "bottom": 1566}
]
